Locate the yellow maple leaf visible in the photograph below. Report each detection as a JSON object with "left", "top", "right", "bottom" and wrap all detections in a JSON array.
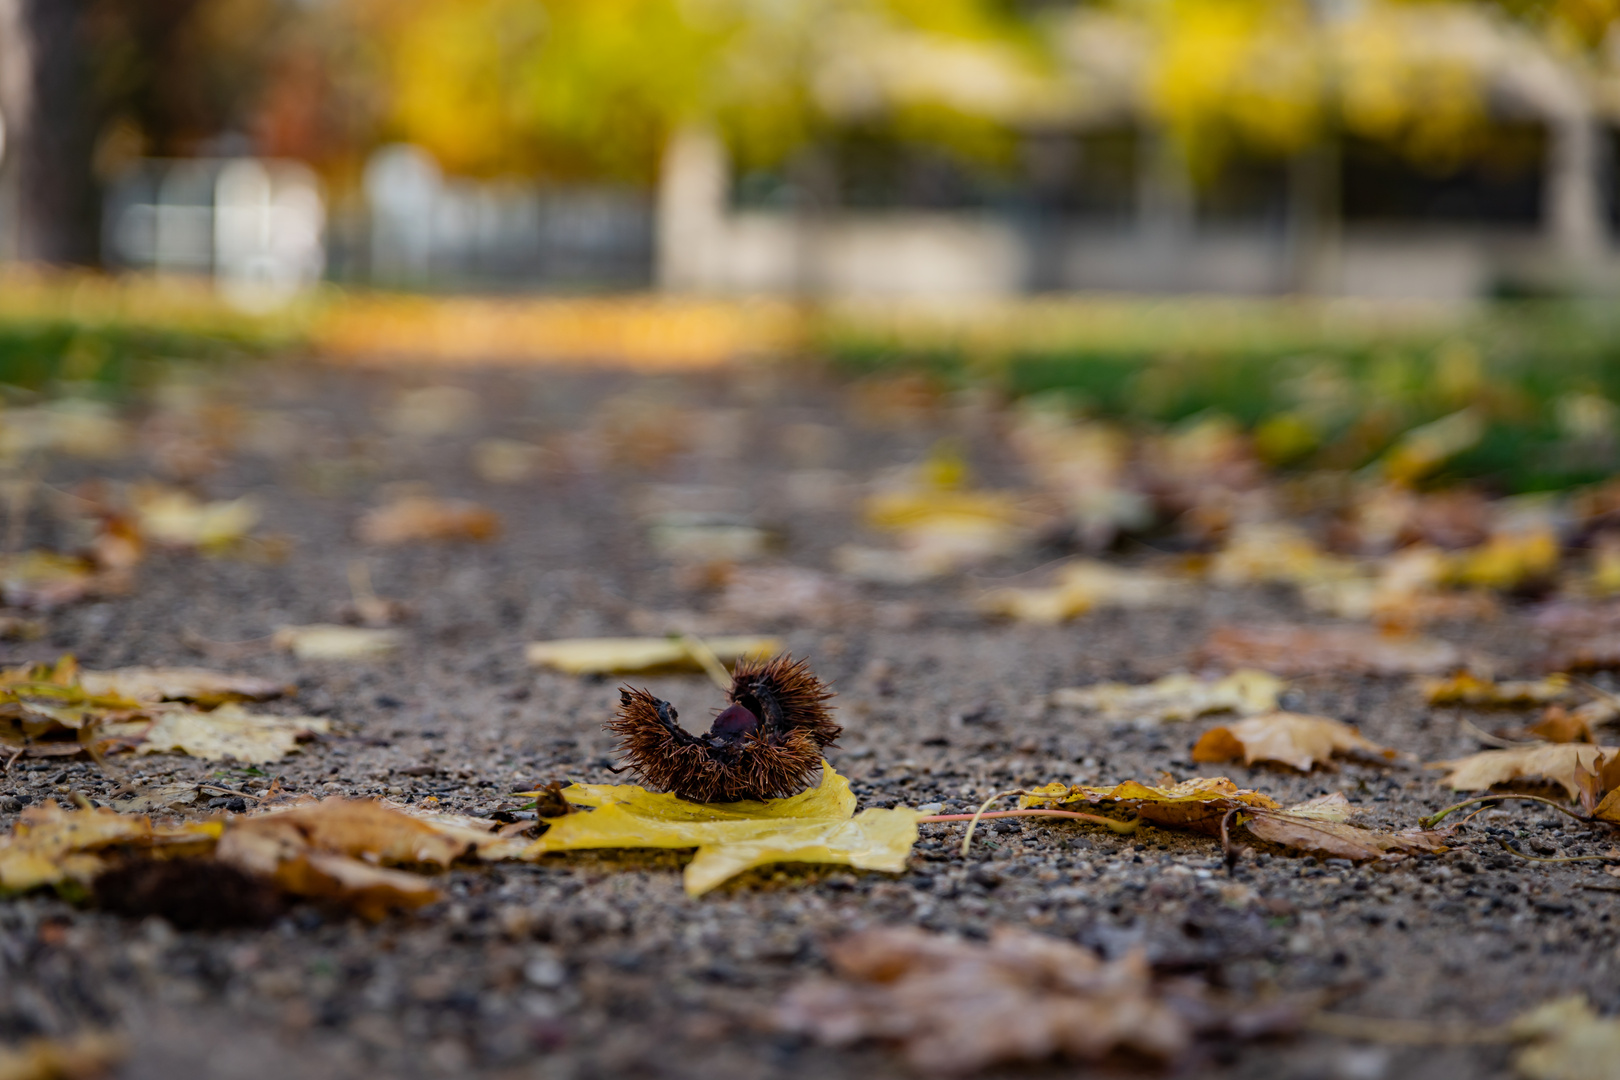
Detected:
[{"left": 522, "top": 763, "right": 920, "bottom": 896}]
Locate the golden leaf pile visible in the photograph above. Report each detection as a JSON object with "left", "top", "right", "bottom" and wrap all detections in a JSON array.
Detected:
[{"left": 776, "top": 927, "right": 1189, "bottom": 1073}]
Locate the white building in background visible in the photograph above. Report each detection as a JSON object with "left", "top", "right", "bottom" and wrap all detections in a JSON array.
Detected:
[{"left": 102, "top": 158, "right": 324, "bottom": 310}]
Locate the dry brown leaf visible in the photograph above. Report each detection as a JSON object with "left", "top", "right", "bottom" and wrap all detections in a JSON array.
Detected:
[
  {"left": 357, "top": 495, "right": 499, "bottom": 545},
  {"left": 1192, "top": 712, "right": 1397, "bottom": 771},
  {"left": 775, "top": 927, "right": 1189, "bottom": 1074},
  {"left": 1243, "top": 794, "right": 1449, "bottom": 860},
  {"left": 1529, "top": 707, "right": 1594, "bottom": 744},
  {"left": 273, "top": 624, "right": 403, "bottom": 660},
  {"left": 1511, "top": 994, "right": 1620, "bottom": 1080},
  {"left": 136, "top": 704, "right": 330, "bottom": 764},
  {"left": 76, "top": 667, "right": 288, "bottom": 706},
  {"left": 1421, "top": 672, "right": 1571, "bottom": 707},
  {"left": 1429, "top": 743, "right": 1620, "bottom": 799},
  {"left": 1202, "top": 623, "right": 1463, "bottom": 676},
  {"left": 216, "top": 798, "right": 469, "bottom": 919},
  {"left": 1050, "top": 670, "right": 1282, "bottom": 727}
]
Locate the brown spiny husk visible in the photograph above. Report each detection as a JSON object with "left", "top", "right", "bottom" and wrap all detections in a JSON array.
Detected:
[{"left": 607, "top": 654, "right": 840, "bottom": 802}]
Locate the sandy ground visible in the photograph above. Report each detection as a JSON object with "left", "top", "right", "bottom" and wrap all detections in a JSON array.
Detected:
[{"left": 0, "top": 360, "right": 1613, "bottom": 1080}]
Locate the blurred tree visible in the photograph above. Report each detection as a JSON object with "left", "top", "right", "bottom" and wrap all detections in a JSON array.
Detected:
[
  {"left": 353, "top": 0, "right": 1050, "bottom": 183},
  {"left": 0, "top": 0, "right": 98, "bottom": 263}
]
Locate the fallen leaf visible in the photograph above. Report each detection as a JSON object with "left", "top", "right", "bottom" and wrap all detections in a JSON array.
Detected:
[
  {"left": 0, "top": 802, "right": 217, "bottom": 894},
  {"left": 357, "top": 495, "right": 499, "bottom": 544},
  {"left": 526, "top": 635, "right": 781, "bottom": 676},
  {"left": 1529, "top": 707, "right": 1595, "bottom": 744},
  {"left": 1202, "top": 623, "right": 1463, "bottom": 676},
  {"left": 136, "top": 704, "right": 330, "bottom": 763},
  {"left": 649, "top": 517, "right": 770, "bottom": 562},
  {"left": 1192, "top": 712, "right": 1397, "bottom": 771},
  {"left": 1511, "top": 995, "right": 1620, "bottom": 1080},
  {"left": 1545, "top": 636, "right": 1620, "bottom": 672},
  {"left": 217, "top": 799, "right": 463, "bottom": 919},
  {"left": 1445, "top": 528, "right": 1560, "bottom": 591},
  {"left": 980, "top": 560, "right": 1187, "bottom": 623},
  {"left": 131, "top": 485, "right": 260, "bottom": 550},
  {"left": 1050, "top": 670, "right": 1282, "bottom": 727},
  {"left": 1209, "top": 523, "right": 1358, "bottom": 590},
  {"left": 711, "top": 566, "right": 858, "bottom": 626},
  {"left": 0, "top": 551, "right": 103, "bottom": 609},
  {"left": 1021, "top": 776, "right": 1280, "bottom": 834},
  {"left": 776, "top": 927, "right": 1189, "bottom": 1074},
  {"left": 471, "top": 438, "right": 545, "bottom": 484},
  {"left": 1429, "top": 743, "right": 1620, "bottom": 799},
  {"left": 76, "top": 667, "right": 289, "bottom": 706},
  {"left": 861, "top": 487, "right": 1041, "bottom": 575},
  {"left": 272, "top": 624, "right": 402, "bottom": 661},
  {"left": 522, "top": 763, "right": 920, "bottom": 896},
  {"left": 1421, "top": 673, "right": 1572, "bottom": 707},
  {"left": 0, "top": 1031, "right": 124, "bottom": 1080},
  {"left": 109, "top": 782, "right": 200, "bottom": 815},
  {"left": 1242, "top": 794, "right": 1449, "bottom": 860}
]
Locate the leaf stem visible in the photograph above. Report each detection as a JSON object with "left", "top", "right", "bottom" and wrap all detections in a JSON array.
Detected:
[{"left": 1420, "top": 794, "right": 1589, "bottom": 829}]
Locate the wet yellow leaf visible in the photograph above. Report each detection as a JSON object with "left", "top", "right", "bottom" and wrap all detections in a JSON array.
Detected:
[
  {"left": 273, "top": 624, "right": 403, "bottom": 660},
  {"left": 136, "top": 704, "right": 331, "bottom": 763},
  {"left": 1429, "top": 743, "right": 1620, "bottom": 799},
  {"left": 525, "top": 635, "right": 781, "bottom": 676},
  {"left": 1192, "top": 712, "right": 1397, "bottom": 771},
  {"left": 1050, "top": 669, "right": 1281, "bottom": 726},
  {"left": 0, "top": 551, "right": 101, "bottom": 610},
  {"left": 522, "top": 763, "right": 920, "bottom": 895},
  {"left": 1512, "top": 995, "right": 1620, "bottom": 1080}
]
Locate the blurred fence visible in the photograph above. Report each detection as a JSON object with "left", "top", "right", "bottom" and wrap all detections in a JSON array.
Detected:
[{"left": 102, "top": 159, "right": 325, "bottom": 311}]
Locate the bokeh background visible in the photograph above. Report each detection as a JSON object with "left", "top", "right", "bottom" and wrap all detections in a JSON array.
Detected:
[{"left": 4, "top": 0, "right": 1620, "bottom": 491}]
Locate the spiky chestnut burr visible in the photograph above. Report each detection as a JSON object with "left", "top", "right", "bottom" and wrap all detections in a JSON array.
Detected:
[{"left": 607, "top": 654, "right": 840, "bottom": 803}]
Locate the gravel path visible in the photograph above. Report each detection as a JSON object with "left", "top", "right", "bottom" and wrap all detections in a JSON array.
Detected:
[{"left": 0, "top": 359, "right": 1611, "bottom": 1080}]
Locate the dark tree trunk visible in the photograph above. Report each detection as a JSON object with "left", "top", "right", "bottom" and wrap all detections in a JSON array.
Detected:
[{"left": 0, "top": 0, "right": 96, "bottom": 265}]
